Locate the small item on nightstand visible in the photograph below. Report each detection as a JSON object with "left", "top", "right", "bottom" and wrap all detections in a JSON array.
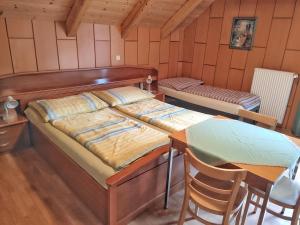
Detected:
[
  {"left": 146, "top": 75, "right": 153, "bottom": 93},
  {"left": 2, "top": 96, "right": 19, "bottom": 123}
]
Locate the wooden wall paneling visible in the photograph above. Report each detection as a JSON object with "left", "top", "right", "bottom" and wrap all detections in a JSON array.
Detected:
[
  {"left": 57, "top": 40, "right": 78, "bottom": 70},
  {"left": 263, "top": 19, "right": 292, "bottom": 70},
  {"left": 168, "top": 42, "right": 179, "bottom": 76},
  {"left": 241, "top": 47, "right": 265, "bottom": 91},
  {"left": 137, "top": 27, "right": 149, "bottom": 65},
  {"left": 202, "top": 65, "right": 215, "bottom": 85},
  {"left": 287, "top": 83, "right": 300, "bottom": 129},
  {"left": 110, "top": 25, "right": 124, "bottom": 66},
  {"left": 55, "top": 22, "right": 76, "bottom": 40},
  {"left": 160, "top": 36, "right": 170, "bottom": 63},
  {"left": 274, "top": 0, "right": 296, "bottom": 18},
  {"left": 195, "top": 8, "right": 210, "bottom": 43},
  {"left": 210, "top": 0, "right": 225, "bottom": 17},
  {"left": 282, "top": 50, "right": 300, "bottom": 129},
  {"left": 159, "top": 63, "right": 169, "bottom": 79},
  {"left": 227, "top": 69, "right": 244, "bottom": 90},
  {"left": 33, "top": 20, "right": 59, "bottom": 71},
  {"left": 94, "top": 24, "right": 110, "bottom": 41},
  {"left": 125, "top": 27, "right": 138, "bottom": 41},
  {"left": 149, "top": 42, "right": 160, "bottom": 69},
  {"left": 254, "top": 0, "right": 275, "bottom": 47},
  {"left": 177, "top": 62, "right": 183, "bottom": 77},
  {"left": 10, "top": 39, "right": 37, "bottom": 73},
  {"left": 170, "top": 29, "right": 180, "bottom": 42},
  {"left": 125, "top": 41, "right": 138, "bottom": 65},
  {"left": 214, "top": 45, "right": 232, "bottom": 88},
  {"left": 6, "top": 18, "right": 33, "bottom": 38},
  {"left": 77, "top": 23, "right": 95, "bottom": 68},
  {"left": 191, "top": 43, "right": 206, "bottom": 79},
  {"left": 220, "top": 0, "right": 240, "bottom": 44},
  {"left": 95, "top": 41, "right": 111, "bottom": 67},
  {"left": 231, "top": 50, "right": 248, "bottom": 69},
  {"left": 0, "top": 19, "right": 13, "bottom": 75},
  {"left": 150, "top": 28, "right": 160, "bottom": 42},
  {"left": 204, "top": 18, "right": 222, "bottom": 65},
  {"left": 182, "top": 62, "right": 192, "bottom": 76},
  {"left": 178, "top": 28, "right": 185, "bottom": 62},
  {"left": 183, "top": 21, "right": 196, "bottom": 62},
  {"left": 282, "top": 50, "right": 300, "bottom": 74},
  {"left": 239, "top": 0, "right": 257, "bottom": 16},
  {"left": 287, "top": 0, "right": 300, "bottom": 50}
]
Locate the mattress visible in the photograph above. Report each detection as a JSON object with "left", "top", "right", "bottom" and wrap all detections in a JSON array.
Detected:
[
  {"left": 183, "top": 85, "right": 260, "bottom": 110},
  {"left": 115, "top": 98, "right": 212, "bottom": 133},
  {"left": 158, "top": 86, "right": 246, "bottom": 115},
  {"left": 25, "top": 107, "right": 170, "bottom": 189}
]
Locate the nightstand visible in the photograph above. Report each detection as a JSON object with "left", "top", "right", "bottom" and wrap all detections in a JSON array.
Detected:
[
  {"left": 153, "top": 91, "right": 165, "bottom": 102},
  {"left": 0, "top": 115, "right": 30, "bottom": 153}
]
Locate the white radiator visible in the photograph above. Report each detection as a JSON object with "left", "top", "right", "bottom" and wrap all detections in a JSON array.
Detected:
[{"left": 250, "top": 68, "right": 298, "bottom": 124}]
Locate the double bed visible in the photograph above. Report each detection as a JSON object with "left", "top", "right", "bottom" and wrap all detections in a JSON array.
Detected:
[{"left": 0, "top": 67, "right": 211, "bottom": 225}]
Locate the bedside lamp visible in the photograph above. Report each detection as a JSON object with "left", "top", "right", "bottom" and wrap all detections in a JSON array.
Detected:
[
  {"left": 2, "top": 96, "right": 19, "bottom": 122},
  {"left": 146, "top": 75, "right": 153, "bottom": 92}
]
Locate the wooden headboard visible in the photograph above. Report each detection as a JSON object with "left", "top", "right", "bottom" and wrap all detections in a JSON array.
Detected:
[{"left": 0, "top": 66, "right": 158, "bottom": 111}]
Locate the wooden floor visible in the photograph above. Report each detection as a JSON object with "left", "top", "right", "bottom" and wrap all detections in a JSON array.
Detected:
[{"left": 0, "top": 148, "right": 295, "bottom": 225}]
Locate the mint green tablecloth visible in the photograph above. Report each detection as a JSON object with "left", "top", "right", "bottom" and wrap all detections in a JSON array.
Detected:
[{"left": 186, "top": 118, "right": 300, "bottom": 169}]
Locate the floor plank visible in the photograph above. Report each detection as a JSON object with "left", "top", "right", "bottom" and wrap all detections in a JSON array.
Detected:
[{"left": 0, "top": 148, "right": 296, "bottom": 225}]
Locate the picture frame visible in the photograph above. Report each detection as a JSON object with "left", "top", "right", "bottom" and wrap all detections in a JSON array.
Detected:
[{"left": 229, "top": 17, "right": 257, "bottom": 50}]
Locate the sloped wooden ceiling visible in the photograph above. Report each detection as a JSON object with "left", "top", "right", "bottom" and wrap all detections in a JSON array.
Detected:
[{"left": 0, "top": 0, "right": 215, "bottom": 38}]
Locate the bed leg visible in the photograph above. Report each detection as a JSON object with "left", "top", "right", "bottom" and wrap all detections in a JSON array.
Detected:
[{"left": 108, "top": 185, "right": 118, "bottom": 225}]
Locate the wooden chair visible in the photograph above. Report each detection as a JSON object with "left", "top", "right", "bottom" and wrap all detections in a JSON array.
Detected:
[
  {"left": 238, "top": 109, "right": 277, "bottom": 130},
  {"left": 178, "top": 148, "right": 248, "bottom": 225},
  {"left": 241, "top": 157, "right": 300, "bottom": 225}
]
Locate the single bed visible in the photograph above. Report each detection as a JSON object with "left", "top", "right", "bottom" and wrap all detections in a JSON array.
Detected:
[
  {"left": 1, "top": 67, "right": 185, "bottom": 225},
  {"left": 158, "top": 78, "right": 260, "bottom": 115}
]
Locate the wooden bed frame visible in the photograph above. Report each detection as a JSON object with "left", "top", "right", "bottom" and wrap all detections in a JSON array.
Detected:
[{"left": 0, "top": 66, "right": 184, "bottom": 225}]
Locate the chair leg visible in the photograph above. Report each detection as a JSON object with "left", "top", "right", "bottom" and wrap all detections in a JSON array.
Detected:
[
  {"left": 241, "top": 192, "right": 252, "bottom": 225},
  {"left": 291, "top": 207, "right": 300, "bottom": 225},
  {"left": 235, "top": 208, "right": 242, "bottom": 225},
  {"left": 178, "top": 196, "right": 190, "bottom": 225},
  {"left": 252, "top": 196, "right": 260, "bottom": 214}
]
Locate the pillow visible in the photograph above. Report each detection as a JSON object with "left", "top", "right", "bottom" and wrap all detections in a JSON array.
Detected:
[
  {"left": 158, "top": 77, "right": 204, "bottom": 91},
  {"left": 93, "top": 86, "right": 154, "bottom": 106},
  {"left": 28, "top": 92, "right": 108, "bottom": 122}
]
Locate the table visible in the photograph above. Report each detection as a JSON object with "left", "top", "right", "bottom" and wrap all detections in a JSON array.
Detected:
[{"left": 164, "top": 121, "right": 300, "bottom": 225}]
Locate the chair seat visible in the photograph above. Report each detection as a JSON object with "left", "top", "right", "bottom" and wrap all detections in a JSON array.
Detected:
[
  {"left": 193, "top": 173, "right": 247, "bottom": 212},
  {"left": 270, "top": 176, "right": 300, "bottom": 206}
]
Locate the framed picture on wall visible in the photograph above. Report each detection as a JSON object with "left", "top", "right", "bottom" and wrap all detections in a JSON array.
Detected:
[{"left": 229, "top": 17, "right": 257, "bottom": 50}]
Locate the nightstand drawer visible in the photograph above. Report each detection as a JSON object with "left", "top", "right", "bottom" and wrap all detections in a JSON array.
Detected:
[
  {"left": 0, "top": 140, "right": 14, "bottom": 152},
  {"left": 0, "top": 123, "right": 29, "bottom": 152}
]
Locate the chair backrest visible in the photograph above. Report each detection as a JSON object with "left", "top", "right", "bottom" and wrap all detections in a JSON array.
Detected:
[
  {"left": 184, "top": 148, "right": 247, "bottom": 224},
  {"left": 238, "top": 109, "right": 277, "bottom": 130}
]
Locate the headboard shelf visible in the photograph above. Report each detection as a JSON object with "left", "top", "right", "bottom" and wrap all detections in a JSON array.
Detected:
[{"left": 0, "top": 66, "right": 158, "bottom": 111}]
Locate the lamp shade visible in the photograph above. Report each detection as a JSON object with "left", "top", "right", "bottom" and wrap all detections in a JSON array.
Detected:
[{"left": 4, "top": 96, "right": 19, "bottom": 109}]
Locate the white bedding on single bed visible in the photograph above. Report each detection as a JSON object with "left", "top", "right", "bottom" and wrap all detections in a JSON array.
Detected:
[{"left": 158, "top": 86, "right": 245, "bottom": 115}]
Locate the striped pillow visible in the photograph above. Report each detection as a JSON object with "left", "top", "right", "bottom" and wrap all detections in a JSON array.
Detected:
[
  {"left": 93, "top": 86, "right": 154, "bottom": 106},
  {"left": 28, "top": 92, "right": 108, "bottom": 122},
  {"left": 159, "top": 77, "right": 203, "bottom": 91}
]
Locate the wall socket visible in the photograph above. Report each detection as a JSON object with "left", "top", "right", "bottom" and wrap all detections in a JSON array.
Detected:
[{"left": 116, "top": 55, "right": 121, "bottom": 61}]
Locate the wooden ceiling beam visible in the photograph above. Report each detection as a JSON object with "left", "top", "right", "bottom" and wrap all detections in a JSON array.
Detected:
[
  {"left": 66, "top": 0, "right": 91, "bottom": 37},
  {"left": 121, "top": 0, "right": 150, "bottom": 38},
  {"left": 161, "top": 0, "right": 207, "bottom": 38}
]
